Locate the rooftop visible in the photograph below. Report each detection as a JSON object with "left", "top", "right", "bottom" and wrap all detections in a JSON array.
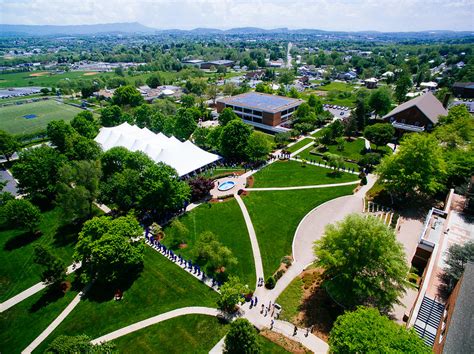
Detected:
[{"left": 217, "top": 92, "right": 303, "bottom": 113}]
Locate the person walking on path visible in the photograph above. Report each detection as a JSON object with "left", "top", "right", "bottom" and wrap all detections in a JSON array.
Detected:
[{"left": 293, "top": 326, "right": 298, "bottom": 336}]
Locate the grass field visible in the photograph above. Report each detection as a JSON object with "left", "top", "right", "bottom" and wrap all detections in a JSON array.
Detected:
[
  {"left": 0, "top": 100, "right": 83, "bottom": 135},
  {"left": 0, "top": 208, "right": 87, "bottom": 302},
  {"left": 317, "top": 82, "right": 355, "bottom": 92},
  {"left": 0, "top": 278, "right": 80, "bottom": 354},
  {"left": 163, "top": 200, "right": 255, "bottom": 287},
  {"left": 295, "top": 144, "right": 360, "bottom": 171},
  {"left": 243, "top": 185, "right": 355, "bottom": 277},
  {"left": 199, "top": 167, "right": 245, "bottom": 179},
  {"left": 252, "top": 161, "right": 358, "bottom": 188},
  {"left": 276, "top": 276, "right": 304, "bottom": 323},
  {"left": 286, "top": 138, "right": 314, "bottom": 153},
  {"left": 0, "top": 71, "right": 115, "bottom": 89},
  {"left": 36, "top": 247, "right": 219, "bottom": 353}
]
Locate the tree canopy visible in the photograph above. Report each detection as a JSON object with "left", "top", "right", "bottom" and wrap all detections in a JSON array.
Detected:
[
  {"left": 112, "top": 85, "right": 144, "bottom": 107},
  {"left": 218, "top": 276, "right": 247, "bottom": 312},
  {"left": 0, "top": 130, "right": 19, "bottom": 162},
  {"left": 246, "top": 131, "right": 273, "bottom": 163},
  {"left": 369, "top": 88, "right": 393, "bottom": 117},
  {"left": 1, "top": 199, "right": 41, "bottom": 232},
  {"left": 220, "top": 119, "right": 253, "bottom": 161},
  {"left": 224, "top": 318, "right": 260, "bottom": 354},
  {"left": 314, "top": 213, "right": 410, "bottom": 311},
  {"left": 33, "top": 245, "right": 66, "bottom": 285},
  {"left": 440, "top": 241, "right": 474, "bottom": 295},
  {"left": 74, "top": 214, "right": 145, "bottom": 284},
  {"left": 329, "top": 307, "right": 430, "bottom": 353},
  {"left": 363, "top": 123, "right": 395, "bottom": 149},
  {"left": 194, "top": 231, "right": 238, "bottom": 276},
  {"left": 218, "top": 107, "right": 239, "bottom": 127}
]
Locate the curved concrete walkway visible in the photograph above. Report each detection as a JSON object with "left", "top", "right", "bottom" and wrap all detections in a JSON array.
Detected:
[
  {"left": 90, "top": 307, "right": 220, "bottom": 345},
  {"left": 244, "top": 180, "right": 359, "bottom": 191},
  {"left": 235, "top": 194, "right": 264, "bottom": 289}
]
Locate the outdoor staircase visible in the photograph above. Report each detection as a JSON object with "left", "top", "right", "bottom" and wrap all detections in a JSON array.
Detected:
[{"left": 413, "top": 296, "right": 445, "bottom": 347}]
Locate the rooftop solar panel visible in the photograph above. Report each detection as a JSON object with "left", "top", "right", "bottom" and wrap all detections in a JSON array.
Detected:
[{"left": 218, "top": 92, "right": 302, "bottom": 113}]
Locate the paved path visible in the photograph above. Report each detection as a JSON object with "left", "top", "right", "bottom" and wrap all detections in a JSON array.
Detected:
[
  {"left": 235, "top": 194, "right": 264, "bottom": 289},
  {"left": 22, "top": 282, "right": 91, "bottom": 354},
  {"left": 291, "top": 157, "right": 359, "bottom": 175},
  {"left": 245, "top": 180, "right": 360, "bottom": 191},
  {"left": 0, "top": 262, "right": 81, "bottom": 313},
  {"left": 90, "top": 307, "right": 220, "bottom": 345},
  {"left": 290, "top": 140, "right": 315, "bottom": 157}
]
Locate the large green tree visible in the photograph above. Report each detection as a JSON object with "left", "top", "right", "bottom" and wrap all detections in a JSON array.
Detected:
[
  {"left": 218, "top": 276, "right": 247, "bottom": 312},
  {"left": 377, "top": 133, "right": 447, "bottom": 198},
  {"left": 363, "top": 123, "right": 395, "bottom": 149},
  {"left": 46, "top": 120, "right": 76, "bottom": 153},
  {"left": 71, "top": 111, "right": 98, "bottom": 139},
  {"left": 74, "top": 214, "right": 145, "bottom": 284},
  {"left": 441, "top": 241, "right": 474, "bottom": 294},
  {"left": 218, "top": 107, "right": 239, "bottom": 127},
  {"left": 220, "top": 120, "right": 253, "bottom": 161},
  {"left": 194, "top": 231, "right": 238, "bottom": 276},
  {"left": 246, "top": 131, "right": 272, "bottom": 163},
  {"left": 0, "top": 130, "right": 19, "bottom": 162},
  {"left": 224, "top": 318, "right": 260, "bottom": 354},
  {"left": 329, "top": 307, "right": 430, "bottom": 353},
  {"left": 112, "top": 85, "right": 144, "bottom": 107},
  {"left": 174, "top": 108, "right": 198, "bottom": 140},
  {"left": 368, "top": 88, "right": 393, "bottom": 117},
  {"left": 12, "top": 145, "right": 66, "bottom": 202},
  {"left": 33, "top": 245, "right": 66, "bottom": 285},
  {"left": 100, "top": 105, "right": 125, "bottom": 127},
  {"left": 1, "top": 199, "right": 41, "bottom": 232},
  {"left": 314, "top": 214, "right": 410, "bottom": 311},
  {"left": 394, "top": 74, "right": 412, "bottom": 103}
]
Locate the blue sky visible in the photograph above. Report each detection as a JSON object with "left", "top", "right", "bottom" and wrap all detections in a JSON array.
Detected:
[{"left": 1, "top": 0, "right": 474, "bottom": 31}]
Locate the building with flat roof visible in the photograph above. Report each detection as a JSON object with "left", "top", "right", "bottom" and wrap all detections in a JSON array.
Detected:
[
  {"left": 216, "top": 92, "right": 303, "bottom": 128},
  {"left": 452, "top": 82, "right": 474, "bottom": 98},
  {"left": 200, "top": 60, "right": 235, "bottom": 70}
]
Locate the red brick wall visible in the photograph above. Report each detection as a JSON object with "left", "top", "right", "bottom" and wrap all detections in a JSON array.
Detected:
[{"left": 263, "top": 111, "right": 279, "bottom": 126}]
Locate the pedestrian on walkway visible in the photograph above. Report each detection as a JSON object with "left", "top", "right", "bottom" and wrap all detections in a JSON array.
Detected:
[
  {"left": 293, "top": 326, "right": 298, "bottom": 336},
  {"left": 270, "top": 319, "right": 274, "bottom": 329},
  {"left": 305, "top": 327, "right": 310, "bottom": 337},
  {"left": 261, "top": 304, "right": 264, "bottom": 313}
]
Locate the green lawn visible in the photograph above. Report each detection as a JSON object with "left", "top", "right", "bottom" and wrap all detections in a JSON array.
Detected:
[
  {"left": 243, "top": 185, "right": 356, "bottom": 277},
  {"left": 0, "top": 279, "right": 80, "bottom": 354},
  {"left": 199, "top": 167, "right": 245, "bottom": 179},
  {"left": 317, "top": 82, "right": 354, "bottom": 92},
  {"left": 252, "top": 161, "right": 358, "bottom": 188},
  {"left": 0, "top": 100, "right": 83, "bottom": 135},
  {"left": 286, "top": 138, "right": 314, "bottom": 153},
  {"left": 0, "top": 71, "right": 114, "bottom": 89},
  {"left": 163, "top": 200, "right": 255, "bottom": 287},
  {"left": 326, "top": 138, "right": 366, "bottom": 161},
  {"left": 276, "top": 276, "right": 304, "bottom": 323},
  {"left": 112, "top": 315, "right": 227, "bottom": 353},
  {"left": 295, "top": 144, "right": 360, "bottom": 171},
  {"left": 0, "top": 208, "right": 83, "bottom": 302},
  {"left": 260, "top": 335, "right": 291, "bottom": 353},
  {"left": 35, "top": 247, "right": 219, "bottom": 353}
]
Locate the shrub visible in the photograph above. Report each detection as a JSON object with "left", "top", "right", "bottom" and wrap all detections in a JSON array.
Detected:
[
  {"left": 188, "top": 176, "right": 214, "bottom": 202},
  {"left": 265, "top": 276, "right": 276, "bottom": 289}
]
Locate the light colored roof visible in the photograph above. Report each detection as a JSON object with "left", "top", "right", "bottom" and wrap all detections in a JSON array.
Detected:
[
  {"left": 217, "top": 92, "right": 303, "bottom": 113},
  {"left": 94, "top": 122, "right": 220, "bottom": 176},
  {"left": 161, "top": 89, "right": 175, "bottom": 95},
  {"left": 383, "top": 92, "right": 448, "bottom": 124}
]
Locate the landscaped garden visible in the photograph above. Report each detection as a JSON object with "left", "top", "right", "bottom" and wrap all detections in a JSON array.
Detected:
[
  {"left": 243, "top": 185, "right": 356, "bottom": 277},
  {"left": 35, "top": 247, "right": 219, "bottom": 352},
  {"left": 251, "top": 160, "right": 359, "bottom": 188}
]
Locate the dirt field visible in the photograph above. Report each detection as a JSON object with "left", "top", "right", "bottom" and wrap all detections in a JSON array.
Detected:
[
  {"left": 83, "top": 72, "right": 100, "bottom": 76},
  {"left": 28, "top": 72, "right": 49, "bottom": 77}
]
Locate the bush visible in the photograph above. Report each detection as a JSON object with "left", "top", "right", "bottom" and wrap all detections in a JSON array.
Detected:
[
  {"left": 188, "top": 176, "right": 214, "bottom": 202},
  {"left": 265, "top": 276, "right": 276, "bottom": 289},
  {"left": 274, "top": 269, "right": 285, "bottom": 281}
]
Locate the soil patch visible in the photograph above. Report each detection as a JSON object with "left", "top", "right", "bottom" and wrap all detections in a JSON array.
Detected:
[
  {"left": 29, "top": 72, "right": 49, "bottom": 77},
  {"left": 260, "top": 329, "right": 310, "bottom": 353},
  {"left": 313, "top": 90, "right": 328, "bottom": 97},
  {"left": 83, "top": 72, "right": 99, "bottom": 76}
]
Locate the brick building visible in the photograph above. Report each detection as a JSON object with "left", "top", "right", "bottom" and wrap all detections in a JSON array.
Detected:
[{"left": 216, "top": 92, "right": 303, "bottom": 128}]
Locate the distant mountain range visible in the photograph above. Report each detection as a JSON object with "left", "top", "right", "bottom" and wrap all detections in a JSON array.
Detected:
[{"left": 0, "top": 22, "right": 471, "bottom": 37}]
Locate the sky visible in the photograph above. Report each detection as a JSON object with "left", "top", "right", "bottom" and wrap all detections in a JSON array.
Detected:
[{"left": 1, "top": 0, "right": 474, "bottom": 32}]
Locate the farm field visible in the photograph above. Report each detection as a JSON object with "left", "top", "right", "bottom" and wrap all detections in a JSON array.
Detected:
[
  {"left": 0, "top": 71, "right": 114, "bottom": 88},
  {"left": 0, "top": 99, "right": 83, "bottom": 135}
]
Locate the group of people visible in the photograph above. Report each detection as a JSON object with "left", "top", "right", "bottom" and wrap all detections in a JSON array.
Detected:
[{"left": 145, "top": 232, "right": 221, "bottom": 290}]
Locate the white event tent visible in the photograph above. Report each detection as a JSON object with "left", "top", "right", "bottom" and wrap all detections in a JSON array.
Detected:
[{"left": 95, "top": 122, "right": 221, "bottom": 177}]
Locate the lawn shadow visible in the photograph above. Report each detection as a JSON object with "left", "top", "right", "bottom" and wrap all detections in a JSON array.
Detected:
[
  {"left": 4, "top": 230, "right": 42, "bottom": 251},
  {"left": 29, "top": 283, "right": 70, "bottom": 313},
  {"left": 52, "top": 222, "right": 82, "bottom": 248}
]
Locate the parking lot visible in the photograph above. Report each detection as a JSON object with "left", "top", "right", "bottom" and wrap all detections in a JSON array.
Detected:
[{"left": 323, "top": 104, "right": 351, "bottom": 119}]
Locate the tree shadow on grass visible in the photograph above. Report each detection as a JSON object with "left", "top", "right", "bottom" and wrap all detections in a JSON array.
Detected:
[
  {"left": 299, "top": 285, "right": 343, "bottom": 339},
  {"left": 52, "top": 222, "right": 82, "bottom": 248},
  {"left": 4, "top": 231, "right": 42, "bottom": 251},
  {"left": 28, "top": 278, "right": 82, "bottom": 313}
]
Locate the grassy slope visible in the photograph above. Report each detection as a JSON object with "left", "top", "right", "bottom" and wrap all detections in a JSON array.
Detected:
[
  {"left": 243, "top": 185, "right": 355, "bottom": 277},
  {"left": 0, "top": 208, "right": 82, "bottom": 302},
  {"left": 276, "top": 276, "right": 304, "bottom": 323},
  {"left": 296, "top": 144, "right": 360, "bottom": 171},
  {"left": 35, "top": 247, "right": 219, "bottom": 353},
  {"left": 0, "top": 100, "right": 82, "bottom": 135},
  {"left": 162, "top": 200, "right": 255, "bottom": 287},
  {"left": 286, "top": 138, "right": 314, "bottom": 153},
  {"left": 0, "top": 282, "right": 79, "bottom": 354},
  {"left": 252, "top": 161, "right": 358, "bottom": 188}
]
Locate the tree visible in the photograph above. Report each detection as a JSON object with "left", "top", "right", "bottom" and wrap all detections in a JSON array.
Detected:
[
  {"left": 329, "top": 307, "right": 430, "bottom": 353},
  {"left": 324, "top": 152, "right": 344, "bottom": 171},
  {"left": 146, "top": 73, "right": 163, "bottom": 88},
  {"left": 174, "top": 108, "right": 198, "bottom": 140},
  {"left": 1, "top": 199, "right": 41, "bottom": 232},
  {"left": 33, "top": 245, "right": 66, "bottom": 285},
  {"left": 394, "top": 74, "right": 412, "bottom": 103},
  {"left": 112, "top": 85, "right": 144, "bottom": 107},
  {"left": 441, "top": 241, "right": 474, "bottom": 294},
  {"left": 74, "top": 215, "right": 145, "bottom": 284},
  {"left": 278, "top": 70, "right": 295, "bottom": 86},
  {"left": 66, "top": 135, "right": 102, "bottom": 161},
  {"left": 368, "top": 88, "right": 392, "bottom": 117},
  {"left": 314, "top": 214, "right": 410, "bottom": 311},
  {"left": 224, "top": 318, "right": 260, "bottom": 354},
  {"left": 188, "top": 176, "right": 214, "bottom": 201},
  {"left": 353, "top": 96, "right": 370, "bottom": 130},
  {"left": 180, "top": 94, "right": 196, "bottom": 108},
  {"left": 377, "top": 133, "right": 447, "bottom": 198},
  {"left": 218, "top": 276, "right": 247, "bottom": 312},
  {"left": 218, "top": 107, "right": 239, "bottom": 127},
  {"left": 46, "top": 120, "right": 76, "bottom": 153},
  {"left": 166, "top": 219, "right": 189, "bottom": 249},
  {"left": 274, "top": 132, "right": 291, "bottom": 148},
  {"left": 288, "top": 86, "right": 300, "bottom": 98},
  {"left": 100, "top": 105, "right": 125, "bottom": 127},
  {"left": 11, "top": 145, "right": 66, "bottom": 203},
  {"left": 0, "top": 130, "right": 19, "bottom": 162},
  {"left": 343, "top": 117, "right": 358, "bottom": 139},
  {"left": 45, "top": 334, "right": 115, "bottom": 354},
  {"left": 194, "top": 231, "right": 238, "bottom": 275},
  {"left": 246, "top": 131, "right": 272, "bottom": 163},
  {"left": 206, "top": 85, "right": 219, "bottom": 104},
  {"left": 56, "top": 160, "right": 101, "bottom": 222},
  {"left": 363, "top": 123, "right": 395, "bottom": 149},
  {"left": 220, "top": 120, "right": 253, "bottom": 161},
  {"left": 71, "top": 111, "right": 98, "bottom": 139}
]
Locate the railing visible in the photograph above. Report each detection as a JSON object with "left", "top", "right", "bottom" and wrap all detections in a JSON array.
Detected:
[{"left": 392, "top": 121, "right": 425, "bottom": 132}]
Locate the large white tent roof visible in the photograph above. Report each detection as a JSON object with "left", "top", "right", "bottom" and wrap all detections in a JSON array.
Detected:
[{"left": 95, "top": 122, "right": 221, "bottom": 176}]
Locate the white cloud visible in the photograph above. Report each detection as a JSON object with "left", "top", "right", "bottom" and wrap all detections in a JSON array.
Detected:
[{"left": 1, "top": 0, "right": 473, "bottom": 31}]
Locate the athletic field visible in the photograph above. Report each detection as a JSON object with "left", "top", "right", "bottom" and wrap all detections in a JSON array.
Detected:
[{"left": 0, "top": 100, "right": 83, "bottom": 135}]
